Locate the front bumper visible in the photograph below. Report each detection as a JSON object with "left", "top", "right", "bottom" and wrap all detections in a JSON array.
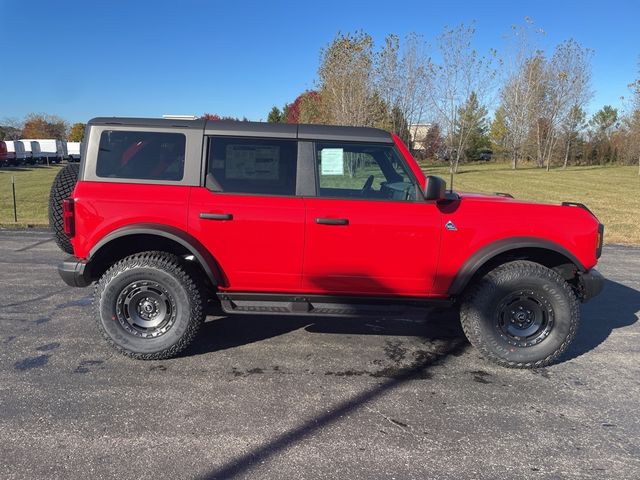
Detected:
[
  {"left": 577, "top": 269, "right": 605, "bottom": 303},
  {"left": 58, "top": 256, "right": 92, "bottom": 287}
]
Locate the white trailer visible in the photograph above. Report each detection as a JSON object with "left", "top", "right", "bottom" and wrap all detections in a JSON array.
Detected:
[
  {"left": 66, "top": 141, "right": 81, "bottom": 162},
  {"left": 27, "top": 139, "right": 65, "bottom": 163},
  {"left": 30, "top": 141, "right": 44, "bottom": 163},
  {"left": 4, "top": 141, "right": 26, "bottom": 165},
  {"left": 17, "top": 140, "right": 35, "bottom": 165}
]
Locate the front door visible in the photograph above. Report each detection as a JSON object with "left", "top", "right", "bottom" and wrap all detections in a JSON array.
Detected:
[
  {"left": 189, "top": 136, "right": 305, "bottom": 292},
  {"left": 302, "top": 141, "right": 442, "bottom": 297}
]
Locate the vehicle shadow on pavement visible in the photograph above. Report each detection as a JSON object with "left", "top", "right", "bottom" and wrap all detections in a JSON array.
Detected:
[
  {"left": 193, "top": 315, "right": 467, "bottom": 480},
  {"left": 185, "top": 307, "right": 465, "bottom": 359},
  {"left": 563, "top": 279, "right": 640, "bottom": 361}
]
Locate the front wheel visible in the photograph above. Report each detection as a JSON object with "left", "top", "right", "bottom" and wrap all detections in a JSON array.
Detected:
[
  {"left": 460, "top": 260, "right": 579, "bottom": 368},
  {"left": 94, "top": 251, "right": 205, "bottom": 360}
]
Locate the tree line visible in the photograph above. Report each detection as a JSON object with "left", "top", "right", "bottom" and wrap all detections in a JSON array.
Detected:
[
  {"left": 0, "top": 113, "right": 85, "bottom": 142},
  {"left": 266, "top": 20, "right": 640, "bottom": 172}
]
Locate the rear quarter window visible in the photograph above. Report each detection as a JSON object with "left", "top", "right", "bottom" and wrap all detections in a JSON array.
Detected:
[{"left": 96, "top": 131, "right": 186, "bottom": 181}]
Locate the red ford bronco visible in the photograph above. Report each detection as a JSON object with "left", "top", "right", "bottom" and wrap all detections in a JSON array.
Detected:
[{"left": 50, "top": 117, "right": 604, "bottom": 368}]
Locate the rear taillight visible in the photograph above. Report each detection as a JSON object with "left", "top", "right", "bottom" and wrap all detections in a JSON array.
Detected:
[{"left": 63, "top": 198, "right": 75, "bottom": 237}]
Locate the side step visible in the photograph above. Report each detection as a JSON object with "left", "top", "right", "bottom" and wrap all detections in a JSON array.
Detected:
[{"left": 217, "top": 293, "right": 451, "bottom": 318}]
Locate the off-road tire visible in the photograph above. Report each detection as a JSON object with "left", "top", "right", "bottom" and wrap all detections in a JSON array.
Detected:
[
  {"left": 93, "top": 251, "right": 205, "bottom": 360},
  {"left": 48, "top": 163, "right": 79, "bottom": 254},
  {"left": 460, "top": 260, "right": 579, "bottom": 369}
]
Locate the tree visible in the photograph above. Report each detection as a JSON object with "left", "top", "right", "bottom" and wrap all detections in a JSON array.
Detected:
[
  {"left": 500, "top": 19, "right": 545, "bottom": 169},
  {"left": 22, "top": 113, "right": 67, "bottom": 139},
  {"left": 628, "top": 109, "right": 640, "bottom": 174},
  {"left": 318, "top": 31, "right": 374, "bottom": 126},
  {"left": 267, "top": 106, "right": 283, "bottom": 123},
  {"left": 422, "top": 123, "right": 444, "bottom": 159},
  {"left": 375, "top": 33, "right": 429, "bottom": 148},
  {"left": 283, "top": 91, "right": 323, "bottom": 123},
  {"left": 560, "top": 105, "right": 586, "bottom": 168},
  {"left": 490, "top": 106, "right": 509, "bottom": 159},
  {"left": 0, "top": 117, "right": 23, "bottom": 140},
  {"left": 68, "top": 123, "right": 86, "bottom": 142},
  {"left": 626, "top": 63, "right": 640, "bottom": 174},
  {"left": 589, "top": 106, "right": 619, "bottom": 164},
  {"left": 590, "top": 106, "right": 618, "bottom": 139},
  {"left": 427, "top": 23, "right": 498, "bottom": 172},
  {"left": 453, "top": 91, "right": 489, "bottom": 161},
  {"left": 535, "top": 39, "right": 593, "bottom": 170},
  {"left": 281, "top": 104, "right": 291, "bottom": 123},
  {"left": 200, "top": 113, "right": 245, "bottom": 121}
]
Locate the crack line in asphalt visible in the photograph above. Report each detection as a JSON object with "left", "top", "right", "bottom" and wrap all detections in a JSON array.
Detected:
[
  {"left": 0, "top": 289, "right": 69, "bottom": 309},
  {"left": 363, "top": 405, "right": 426, "bottom": 440},
  {"left": 14, "top": 237, "right": 54, "bottom": 252}
]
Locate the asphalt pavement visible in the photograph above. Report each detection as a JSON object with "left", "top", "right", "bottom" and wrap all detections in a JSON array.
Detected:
[{"left": 0, "top": 229, "right": 638, "bottom": 480}]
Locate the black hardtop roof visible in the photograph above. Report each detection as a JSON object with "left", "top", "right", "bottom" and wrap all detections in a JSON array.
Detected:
[{"left": 88, "top": 117, "right": 393, "bottom": 144}]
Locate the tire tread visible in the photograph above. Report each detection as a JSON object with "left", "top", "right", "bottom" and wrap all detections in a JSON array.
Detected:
[
  {"left": 460, "top": 260, "right": 579, "bottom": 369},
  {"left": 48, "top": 163, "right": 79, "bottom": 254},
  {"left": 93, "top": 251, "right": 205, "bottom": 360}
]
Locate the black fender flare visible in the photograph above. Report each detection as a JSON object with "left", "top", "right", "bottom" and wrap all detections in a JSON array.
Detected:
[
  {"left": 448, "top": 237, "right": 586, "bottom": 296},
  {"left": 88, "top": 223, "right": 225, "bottom": 286}
]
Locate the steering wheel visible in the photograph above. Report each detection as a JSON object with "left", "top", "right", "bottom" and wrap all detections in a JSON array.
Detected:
[{"left": 361, "top": 175, "right": 374, "bottom": 196}]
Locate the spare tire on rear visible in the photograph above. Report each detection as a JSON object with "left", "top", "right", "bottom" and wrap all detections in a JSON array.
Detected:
[{"left": 48, "top": 163, "right": 79, "bottom": 254}]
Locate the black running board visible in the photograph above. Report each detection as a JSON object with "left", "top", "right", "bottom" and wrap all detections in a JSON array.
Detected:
[{"left": 217, "top": 292, "right": 452, "bottom": 317}]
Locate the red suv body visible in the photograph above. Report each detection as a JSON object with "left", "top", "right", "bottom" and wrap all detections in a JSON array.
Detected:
[{"left": 53, "top": 117, "right": 604, "bottom": 368}]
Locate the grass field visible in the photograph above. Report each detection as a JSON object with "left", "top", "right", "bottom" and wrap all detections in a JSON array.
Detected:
[
  {"left": 0, "top": 165, "right": 62, "bottom": 227},
  {"left": 422, "top": 162, "right": 640, "bottom": 244},
  {"left": 1, "top": 162, "right": 638, "bottom": 244}
]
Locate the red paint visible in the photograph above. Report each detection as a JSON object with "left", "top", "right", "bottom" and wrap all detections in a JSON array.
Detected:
[
  {"left": 71, "top": 182, "right": 191, "bottom": 259},
  {"left": 0, "top": 141, "right": 7, "bottom": 164},
  {"left": 393, "top": 134, "right": 425, "bottom": 188},
  {"left": 189, "top": 188, "right": 305, "bottom": 292},
  {"left": 302, "top": 197, "right": 441, "bottom": 296},
  {"left": 431, "top": 194, "right": 599, "bottom": 295}
]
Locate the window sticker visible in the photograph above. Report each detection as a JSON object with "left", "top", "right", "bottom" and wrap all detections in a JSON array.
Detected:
[
  {"left": 225, "top": 145, "right": 280, "bottom": 180},
  {"left": 320, "top": 148, "right": 344, "bottom": 175}
]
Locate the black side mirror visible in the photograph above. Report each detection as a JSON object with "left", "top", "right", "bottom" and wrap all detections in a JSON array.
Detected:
[{"left": 423, "top": 175, "right": 446, "bottom": 201}]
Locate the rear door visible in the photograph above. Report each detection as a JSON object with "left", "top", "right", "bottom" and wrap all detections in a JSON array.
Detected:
[
  {"left": 189, "top": 134, "right": 306, "bottom": 292},
  {"left": 302, "top": 141, "right": 442, "bottom": 297}
]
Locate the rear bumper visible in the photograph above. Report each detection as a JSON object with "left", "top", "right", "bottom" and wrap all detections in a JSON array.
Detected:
[
  {"left": 577, "top": 269, "right": 605, "bottom": 303},
  {"left": 58, "top": 256, "right": 92, "bottom": 287}
]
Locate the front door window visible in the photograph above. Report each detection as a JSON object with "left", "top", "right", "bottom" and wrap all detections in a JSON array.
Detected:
[{"left": 315, "top": 142, "right": 418, "bottom": 201}]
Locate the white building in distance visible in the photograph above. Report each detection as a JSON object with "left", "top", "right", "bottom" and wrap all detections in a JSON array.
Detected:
[{"left": 409, "top": 123, "right": 432, "bottom": 151}]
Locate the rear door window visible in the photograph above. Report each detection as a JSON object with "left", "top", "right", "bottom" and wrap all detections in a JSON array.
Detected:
[
  {"left": 207, "top": 137, "right": 297, "bottom": 196},
  {"left": 96, "top": 130, "right": 186, "bottom": 181}
]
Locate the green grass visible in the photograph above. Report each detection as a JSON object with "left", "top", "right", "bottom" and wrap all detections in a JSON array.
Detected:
[
  {"left": 1, "top": 162, "right": 638, "bottom": 244},
  {"left": 0, "top": 165, "right": 62, "bottom": 226}
]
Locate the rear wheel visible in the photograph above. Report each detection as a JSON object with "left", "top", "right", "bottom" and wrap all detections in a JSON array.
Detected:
[
  {"left": 460, "top": 260, "right": 579, "bottom": 368},
  {"left": 48, "top": 163, "right": 79, "bottom": 254},
  {"left": 93, "top": 251, "right": 205, "bottom": 360}
]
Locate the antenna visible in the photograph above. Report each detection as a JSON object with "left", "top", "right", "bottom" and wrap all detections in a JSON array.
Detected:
[{"left": 449, "top": 169, "right": 454, "bottom": 193}]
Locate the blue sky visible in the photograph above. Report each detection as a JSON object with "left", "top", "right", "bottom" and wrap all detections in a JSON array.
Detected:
[{"left": 1, "top": 0, "right": 638, "bottom": 124}]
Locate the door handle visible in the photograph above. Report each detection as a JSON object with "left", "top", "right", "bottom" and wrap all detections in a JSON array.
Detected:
[
  {"left": 315, "top": 217, "right": 349, "bottom": 225},
  {"left": 200, "top": 212, "right": 233, "bottom": 220}
]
